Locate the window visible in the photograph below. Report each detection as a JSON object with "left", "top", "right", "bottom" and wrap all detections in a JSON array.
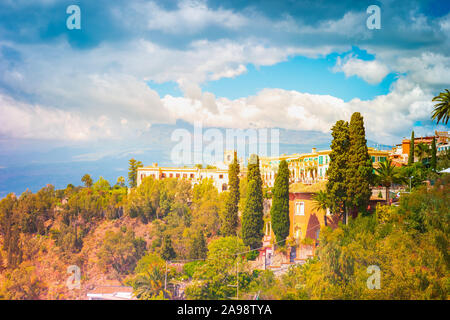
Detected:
[
  {"left": 176, "top": 173, "right": 180, "bottom": 178},
  {"left": 190, "top": 173, "right": 194, "bottom": 179},
  {"left": 161, "top": 173, "right": 166, "bottom": 178},
  {"left": 319, "top": 156, "right": 323, "bottom": 164},
  {"left": 295, "top": 202, "right": 305, "bottom": 216},
  {"left": 371, "top": 156, "right": 376, "bottom": 162},
  {"left": 169, "top": 173, "right": 173, "bottom": 178},
  {"left": 183, "top": 174, "right": 187, "bottom": 178},
  {"left": 219, "top": 174, "right": 223, "bottom": 179}
]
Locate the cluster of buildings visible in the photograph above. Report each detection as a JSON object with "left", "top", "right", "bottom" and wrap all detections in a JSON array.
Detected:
[
  {"left": 390, "top": 131, "right": 449, "bottom": 166},
  {"left": 135, "top": 131, "right": 449, "bottom": 270}
]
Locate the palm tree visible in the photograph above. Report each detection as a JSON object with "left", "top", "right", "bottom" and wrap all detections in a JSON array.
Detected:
[
  {"left": 312, "top": 190, "right": 330, "bottom": 226},
  {"left": 133, "top": 265, "right": 169, "bottom": 300},
  {"left": 374, "top": 159, "right": 403, "bottom": 205},
  {"left": 414, "top": 142, "right": 430, "bottom": 162},
  {"left": 431, "top": 89, "right": 450, "bottom": 125}
]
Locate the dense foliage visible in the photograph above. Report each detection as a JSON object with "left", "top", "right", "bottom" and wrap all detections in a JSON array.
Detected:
[{"left": 244, "top": 177, "right": 449, "bottom": 299}]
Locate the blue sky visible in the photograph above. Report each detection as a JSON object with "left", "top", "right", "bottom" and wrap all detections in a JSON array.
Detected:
[{"left": 0, "top": 0, "right": 449, "bottom": 196}]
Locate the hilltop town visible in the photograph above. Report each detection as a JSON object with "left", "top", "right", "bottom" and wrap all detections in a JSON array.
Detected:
[{"left": 1, "top": 110, "right": 448, "bottom": 300}]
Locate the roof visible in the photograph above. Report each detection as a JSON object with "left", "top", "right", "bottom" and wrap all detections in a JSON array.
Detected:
[
  {"left": 87, "top": 285, "right": 133, "bottom": 295},
  {"left": 289, "top": 181, "right": 327, "bottom": 193}
]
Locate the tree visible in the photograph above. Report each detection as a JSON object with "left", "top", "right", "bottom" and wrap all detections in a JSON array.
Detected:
[
  {"left": 128, "top": 253, "right": 172, "bottom": 300},
  {"left": 414, "top": 142, "right": 430, "bottom": 163},
  {"left": 431, "top": 137, "right": 437, "bottom": 171},
  {"left": 184, "top": 236, "right": 249, "bottom": 300},
  {"left": 116, "top": 176, "right": 126, "bottom": 187},
  {"left": 0, "top": 263, "right": 46, "bottom": 299},
  {"left": 221, "top": 151, "right": 240, "bottom": 236},
  {"left": 189, "top": 230, "right": 207, "bottom": 260},
  {"left": 431, "top": 89, "right": 450, "bottom": 125},
  {"left": 408, "top": 131, "right": 415, "bottom": 166},
  {"left": 346, "top": 112, "right": 373, "bottom": 214},
  {"left": 0, "top": 194, "right": 22, "bottom": 268},
  {"left": 93, "top": 176, "right": 111, "bottom": 191},
  {"left": 326, "top": 120, "right": 350, "bottom": 223},
  {"left": 242, "top": 155, "right": 264, "bottom": 249},
  {"left": 374, "top": 158, "right": 403, "bottom": 205},
  {"left": 161, "top": 235, "right": 176, "bottom": 261},
  {"left": 97, "top": 229, "right": 146, "bottom": 277},
  {"left": 270, "top": 160, "right": 290, "bottom": 246},
  {"left": 128, "top": 158, "right": 143, "bottom": 188},
  {"left": 312, "top": 190, "right": 329, "bottom": 226},
  {"left": 81, "top": 174, "right": 93, "bottom": 188}
]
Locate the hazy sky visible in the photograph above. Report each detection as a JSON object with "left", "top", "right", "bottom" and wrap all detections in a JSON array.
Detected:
[{"left": 0, "top": 0, "right": 449, "bottom": 195}]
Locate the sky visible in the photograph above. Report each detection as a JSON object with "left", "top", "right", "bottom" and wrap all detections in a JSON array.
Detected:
[{"left": 0, "top": 0, "right": 449, "bottom": 196}]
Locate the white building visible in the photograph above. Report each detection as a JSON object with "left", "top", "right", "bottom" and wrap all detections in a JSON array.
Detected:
[{"left": 136, "top": 150, "right": 243, "bottom": 192}]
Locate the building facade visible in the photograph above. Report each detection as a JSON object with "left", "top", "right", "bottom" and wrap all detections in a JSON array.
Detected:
[
  {"left": 260, "top": 147, "right": 390, "bottom": 187},
  {"left": 136, "top": 150, "right": 244, "bottom": 192}
]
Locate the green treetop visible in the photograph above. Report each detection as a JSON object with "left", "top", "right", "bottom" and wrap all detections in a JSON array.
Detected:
[
  {"left": 81, "top": 174, "right": 93, "bottom": 188},
  {"left": 346, "top": 112, "right": 373, "bottom": 214},
  {"left": 189, "top": 230, "right": 207, "bottom": 260},
  {"left": 242, "top": 155, "right": 264, "bottom": 249},
  {"left": 221, "top": 151, "right": 240, "bottom": 236},
  {"left": 128, "top": 158, "right": 143, "bottom": 188},
  {"left": 160, "top": 235, "right": 176, "bottom": 261},
  {"left": 326, "top": 120, "right": 350, "bottom": 222},
  {"left": 270, "top": 160, "right": 290, "bottom": 246}
]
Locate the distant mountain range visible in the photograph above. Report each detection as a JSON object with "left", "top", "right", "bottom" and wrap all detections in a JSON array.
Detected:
[{"left": 0, "top": 122, "right": 393, "bottom": 198}]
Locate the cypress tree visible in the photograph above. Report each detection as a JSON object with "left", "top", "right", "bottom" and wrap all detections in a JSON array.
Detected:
[
  {"left": 326, "top": 120, "right": 350, "bottom": 222},
  {"left": 431, "top": 137, "right": 437, "bottom": 171},
  {"left": 270, "top": 160, "right": 290, "bottom": 246},
  {"left": 161, "top": 235, "right": 176, "bottom": 261},
  {"left": 241, "top": 155, "right": 264, "bottom": 249},
  {"left": 221, "top": 151, "right": 240, "bottom": 236},
  {"left": 189, "top": 230, "right": 207, "bottom": 259},
  {"left": 346, "top": 112, "right": 373, "bottom": 214},
  {"left": 408, "top": 131, "right": 415, "bottom": 166}
]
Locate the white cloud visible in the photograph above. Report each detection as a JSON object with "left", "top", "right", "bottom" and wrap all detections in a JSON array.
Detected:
[
  {"left": 333, "top": 55, "right": 389, "bottom": 84},
  {"left": 0, "top": 94, "right": 115, "bottom": 141},
  {"left": 0, "top": 2, "right": 448, "bottom": 148},
  {"left": 144, "top": 0, "right": 248, "bottom": 34}
]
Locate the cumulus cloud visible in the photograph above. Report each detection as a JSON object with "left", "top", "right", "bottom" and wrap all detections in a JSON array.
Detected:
[
  {"left": 0, "top": 0, "right": 448, "bottom": 148},
  {"left": 145, "top": 0, "right": 248, "bottom": 34},
  {"left": 0, "top": 94, "right": 114, "bottom": 141},
  {"left": 333, "top": 55, "right": 390, "bottom": 84}
]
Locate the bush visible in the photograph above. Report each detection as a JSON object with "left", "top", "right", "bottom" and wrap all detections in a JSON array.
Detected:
[
  {"left": 183, "top": 261, "right": 205, "bottom": 278},
  {"left": 246, "top": 250, "right": 259, "bottom": 261}
]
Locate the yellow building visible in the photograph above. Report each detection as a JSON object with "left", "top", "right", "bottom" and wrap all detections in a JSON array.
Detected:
[{"left": 260, "top": 147, "right": 389, "bottom": 187}]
